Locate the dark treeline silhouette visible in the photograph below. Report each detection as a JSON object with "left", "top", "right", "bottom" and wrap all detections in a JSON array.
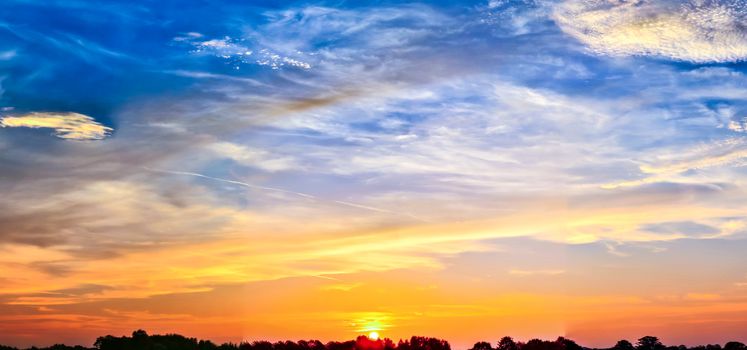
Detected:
[
  {"left": 0, "top": 331, "right": 449, "bottom": 350},
  {"left": 467, "top": 336, "right": 746, "bottom": 350},
  {"left": 1, "top": 331, "right": 744, "bottom": 350}
]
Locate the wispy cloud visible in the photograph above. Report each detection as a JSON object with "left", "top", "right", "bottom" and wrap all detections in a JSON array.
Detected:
[
  {"left": 604, "top": 241, "right": 630, "bottom": 257},
  {"left": 508, "top": 269, "right": 566, "bottom": 276},
  {"left": 555, "top": 0, "right": 747, "bottom": 62},
  {"left": 207, "top": 142, "right": 300, "bottom": 172},
  {"left": 602, "top": 138, "right": 747, "bottom": 189},
  {"left": 177, "top": 34, "right": 311, "bottom": 71},
  {"left": 0, "top": 112, "right": 112, "bottom": 140},
  {"left": 0, "top": 49, "right": 16, "bottom": 60},
  {"left": 144, "top": 167, "right": 424, "bottom": 220}
]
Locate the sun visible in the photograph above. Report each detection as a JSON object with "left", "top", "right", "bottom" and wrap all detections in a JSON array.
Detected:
[{"left": 368, "top": 331, "right": 380, "bottom": 340}]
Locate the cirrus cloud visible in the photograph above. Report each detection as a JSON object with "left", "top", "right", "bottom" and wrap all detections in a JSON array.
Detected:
[
  {"left": 554, "top": 0, "right": 747, "bottom": 63},
  {"left": 0, "top": 112, "right": 112, "bottom": 140}
]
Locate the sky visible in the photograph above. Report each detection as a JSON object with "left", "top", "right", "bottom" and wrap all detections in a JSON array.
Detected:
[{"left": 1, "top": 0, "right": 747, "bottom": 348}]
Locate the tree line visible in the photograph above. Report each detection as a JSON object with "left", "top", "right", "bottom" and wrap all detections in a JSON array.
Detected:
[
  {"left": 0, "top": 331, "right": 449, "bottom": 350},
  {"left": 0, "top": 330, "right": 744, "bottom": 350},
  {"left": 467, "top": 336, "right": 745, "bottom": 350}
]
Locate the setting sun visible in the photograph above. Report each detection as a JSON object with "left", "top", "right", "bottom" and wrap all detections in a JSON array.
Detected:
[{"left": 368, "top": 332, "right": 380, "bottom": 340}]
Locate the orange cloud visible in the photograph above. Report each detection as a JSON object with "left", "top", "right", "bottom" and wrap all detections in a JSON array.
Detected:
[{"left": 0, "top": 112, "right": 112, "bottom": 140}]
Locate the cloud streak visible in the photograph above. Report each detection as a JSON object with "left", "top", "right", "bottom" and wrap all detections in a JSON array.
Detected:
[
  {"left": 0, "top": 112, "right": 112, "bottom": 140},
  {"left": 602, "top": 138, "right": 747, "bottom": 189}
]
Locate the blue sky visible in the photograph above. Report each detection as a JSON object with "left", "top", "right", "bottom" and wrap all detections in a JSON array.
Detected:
[{"left": 2, "top": 0, "right": 747, "bottom": 347}]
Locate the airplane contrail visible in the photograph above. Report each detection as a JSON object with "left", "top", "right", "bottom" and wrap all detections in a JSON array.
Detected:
[
  {"left": 143, "top": 167, "right": 426, "bottom": 221},
  {"left": 310, "top": 274, "right": 342, "bottom": 281}
]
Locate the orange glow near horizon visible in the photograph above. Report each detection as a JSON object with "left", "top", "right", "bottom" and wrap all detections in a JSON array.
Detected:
[{"left": 2, "top": 213, "right": 747, "bottom": 348}]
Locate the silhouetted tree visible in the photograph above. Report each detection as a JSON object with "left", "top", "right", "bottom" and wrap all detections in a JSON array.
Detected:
[
  {"left": 557, "top": 337, "right": 582, "bottom": 350},
  {"left": 614, "top": 340, "right": 636, "bottom": 350},
  {"left": 252, "top": 341, "right": 274, "bottom": 350},
  {"left": 132, "top": 330, "right": 150, "bottom": 350},
  {"left": 198, "top": 339, "right": 218, "bottom": 350},
  {"left": 403, "top": 337, "right": 449, "bottom": 350},
  {"left": 637, "top": 337, "right": 665, "bottom": 350},
  {"left": 355, "top": 336, "right": 383, "bottom": 350},
  {"left": 724, "top": 343, "right": 746, "bottom": 350},
  {"left": 471, "top": 342, "right": 493, "bottom": 350},
  {"left": 94, "top": 335, "right": 126, "bottom": 350},
  {"left": 497, "top": 337, "right": 518, "bottom": 350},
  {"left": 523, "top": 339, "right": 564, "bottom": 350},
  {"left": 7, "top": 330, "right": 747, "bottom": 350}
]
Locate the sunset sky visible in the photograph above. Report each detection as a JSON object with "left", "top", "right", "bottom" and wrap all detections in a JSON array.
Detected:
[{"left": 2, "top": 0, "right": 747, "bottom": 348}]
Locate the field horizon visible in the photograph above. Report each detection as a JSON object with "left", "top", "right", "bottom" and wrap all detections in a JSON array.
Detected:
[{"left": 2, "top": 330, "right": 745, "bottom": 350}]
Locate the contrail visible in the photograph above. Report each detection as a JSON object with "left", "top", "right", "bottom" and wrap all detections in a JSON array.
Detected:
[
  {"left": 143, "top": 167, "right": 425, "bottom": 221},
  {"left": 144, "top": 167, "right": 315, "bottom": 198},
  {"left": 310, "top": 274, "right": 342, "bottom": 281}
]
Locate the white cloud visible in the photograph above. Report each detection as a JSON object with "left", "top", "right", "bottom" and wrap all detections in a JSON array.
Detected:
[
  {"left": 0, "top": 112, "right": 112, "bottom": 140},
  {"left": 208, "top": 141, "right": 300, "bottom": 172},
  {"left": 172, "top": 32, "right": 203, "bottom": 41},
  {"left": 255, "top": 48, "right": 311, "bottom": 70},
  {"left": 604, "top": 242, "right": 631, "bottom": 257},
  {"left": 602, "top": 137, "right": 747, "bottom": 189},
  {"left": 178, "top": 35, "right": 312, "bottom": 70},
  {"left": 728, "top": 116, "right": 747, "bottom": 133},
  {"left": 178, "top": 4, "right": 451, "bottom": 75},
  {"left": 554, "top": 0, "right": 747, "bottom": 63}
]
